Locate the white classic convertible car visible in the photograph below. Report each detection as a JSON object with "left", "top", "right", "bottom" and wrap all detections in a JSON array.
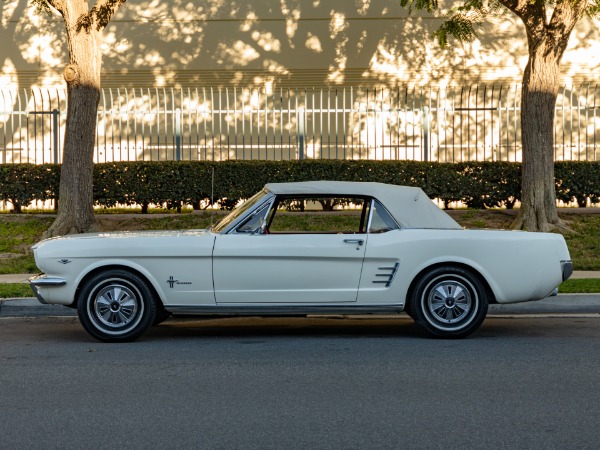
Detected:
[{"left": 30, "top": 181, "right": 573, "bottom": 342}]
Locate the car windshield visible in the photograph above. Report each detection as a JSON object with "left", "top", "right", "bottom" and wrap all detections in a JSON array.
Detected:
[{"left": 211, "top": 189, "right": 269, "bottom": 233}]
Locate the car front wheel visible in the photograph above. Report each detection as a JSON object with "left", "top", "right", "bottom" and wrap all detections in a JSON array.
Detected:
[
  {"left": 408, "top": 266, "right": 488, "bottom": 338},
  {"left": 77, "top": 270, "right": 157, "bottom": 342}
]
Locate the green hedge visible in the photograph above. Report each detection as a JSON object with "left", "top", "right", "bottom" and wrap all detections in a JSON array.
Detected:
[
  {"left": 555, "top": 161, "right": 600, "bottom": 207},
  {"left": 0, "top": 164, "right": 60, "bottom": 212},
  {"left": 1, "top": 160, "right": 599, "bottom": 211}
]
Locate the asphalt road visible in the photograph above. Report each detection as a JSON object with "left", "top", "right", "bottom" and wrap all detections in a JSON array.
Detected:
[
  {"left": 3, "top": 293, "right": 600, "bottom": 317},
  {"left": 1, "top": 315, "right": 600, "bottom": 449}
]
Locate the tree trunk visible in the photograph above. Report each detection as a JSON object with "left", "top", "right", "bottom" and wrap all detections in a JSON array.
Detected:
[
  {"left": 512, "top": 40, "right": 561, "bottom": 231},
  {"left": 505, "top": 0, "right": 587, "bottom": 232},
  {"left": 43, "top": 3, "right": 102, "bottom": 238}
]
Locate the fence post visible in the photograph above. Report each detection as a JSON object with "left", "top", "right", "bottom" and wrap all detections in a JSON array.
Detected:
[
  {"left": 52, "top": 108, "right": 59, "bottom": 163},
  {"left": 297, "top": 107, "right": 305, "bottom": 160},
  {"left": 175, "top": 107, "right": 181, "bottom": 161},
  {"left": 423, "top": 106, "right": 430, "bottom": 162}
]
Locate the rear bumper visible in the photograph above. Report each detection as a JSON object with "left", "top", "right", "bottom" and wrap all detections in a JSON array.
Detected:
[
  {"left": 561, "top": 260, "right": 574, "bottom": 282},
  {"left": 29, "top": 275, "right": 67, "bottom": 304}
]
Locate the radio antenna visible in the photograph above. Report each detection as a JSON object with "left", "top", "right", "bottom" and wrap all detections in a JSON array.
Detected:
[{"left": 210, "top": 166, "right": 215, "bottom": 227}]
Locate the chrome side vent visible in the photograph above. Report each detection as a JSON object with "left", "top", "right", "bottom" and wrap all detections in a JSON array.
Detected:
[{"left": 373, "top": 262, "right": 400, "bottom": 288}]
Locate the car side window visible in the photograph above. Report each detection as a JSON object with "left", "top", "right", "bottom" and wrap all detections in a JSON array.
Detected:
[
  {"left": 368, "top": 200, "right": 399, "bottom": 233},
  {"left": 235, "top": 201, "right": 272, "bottom": 234},
  {"left": 267, "top": 196, "right": 368, "bottom": 234}
]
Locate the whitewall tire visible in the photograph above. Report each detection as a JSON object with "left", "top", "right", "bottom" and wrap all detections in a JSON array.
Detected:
[
  {"left": 408, "top": 266, "right": 489, "bottom": 338},
  {"left": 77, "top": 269, "right": 157, "bottom": 342}
]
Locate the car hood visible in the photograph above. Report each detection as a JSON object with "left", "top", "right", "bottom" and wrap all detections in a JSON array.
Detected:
[
  {"left": 36, "top": 228, "right": 211, "bottom": 243},
  {"left": 32, "top": 229, "right": 216, "bottom": 261}
]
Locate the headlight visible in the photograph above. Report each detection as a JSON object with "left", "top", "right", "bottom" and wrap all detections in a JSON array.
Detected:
[{"left": 32, "top": 244, "right": 46, "bottom": 273}]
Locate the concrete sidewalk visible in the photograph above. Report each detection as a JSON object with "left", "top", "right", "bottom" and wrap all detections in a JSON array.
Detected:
[{"left": 0, "top": 274, "right": 37, "bottom": 284}]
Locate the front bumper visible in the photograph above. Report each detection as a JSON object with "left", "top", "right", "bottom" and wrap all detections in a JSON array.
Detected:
[{"left": 29, "top": 274, "right": 67, "bottom": 304}]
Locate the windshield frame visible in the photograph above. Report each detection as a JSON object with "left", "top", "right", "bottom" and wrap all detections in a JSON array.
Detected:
[{"left": 211, "top": 188, "right": 274, "bottom": 234}]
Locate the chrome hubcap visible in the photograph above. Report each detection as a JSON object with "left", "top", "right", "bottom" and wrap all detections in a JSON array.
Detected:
[
  {"left": 427, "top": 280, "right": 472, "bottom": 324},
  {"left": 94, "top": 284, "right": 139, "bottom": 328}
]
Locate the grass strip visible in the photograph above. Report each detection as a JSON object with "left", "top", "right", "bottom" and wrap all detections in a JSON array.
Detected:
[
  {"left": 559, "top": 278, "right": 600, "bottom": 294},
  {"left": 0, "top": 284, "right": 34, "bottom": 299}
]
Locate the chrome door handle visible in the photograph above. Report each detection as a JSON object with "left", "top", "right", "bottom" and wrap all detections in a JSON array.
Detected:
[{"left": 344, "top": 239, "right": 364, "bottom": 246}]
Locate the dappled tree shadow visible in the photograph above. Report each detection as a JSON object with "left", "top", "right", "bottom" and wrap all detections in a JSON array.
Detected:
[
  {"left": 5, "top": 0, "right": 599, "bottom": 88},
  {"left": 5, "top": 0, "right": 547, "bottom": 89},
  {"left": 0, "top": 1, "right": 38, "bottom": 94},
  {"left": 2, "top": 0, "right": 600, "bottom": 164}
]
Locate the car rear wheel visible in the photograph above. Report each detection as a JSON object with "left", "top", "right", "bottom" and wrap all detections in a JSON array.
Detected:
[
  {"left": 77, "top": 270, "right": 157, "bottom": 342},
  {"left": 408, "top": 266, "right": 488, "bottom": 338}
]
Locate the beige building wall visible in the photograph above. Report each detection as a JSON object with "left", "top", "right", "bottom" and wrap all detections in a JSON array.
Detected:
[{"left": 2, "top": 0, "right": 599, "bottom": 90}]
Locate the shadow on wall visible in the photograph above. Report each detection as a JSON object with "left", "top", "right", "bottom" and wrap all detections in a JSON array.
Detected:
[{"left": 3, "top": 0, "right": 599, "bottom": 90}]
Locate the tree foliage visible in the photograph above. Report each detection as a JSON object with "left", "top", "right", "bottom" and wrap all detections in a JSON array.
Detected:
[
  {"left": 402, "top": 1, "right": 600, "bottom": 47},
  {"left": 401, "top": 0, "right": 600, "bottom": 231}
]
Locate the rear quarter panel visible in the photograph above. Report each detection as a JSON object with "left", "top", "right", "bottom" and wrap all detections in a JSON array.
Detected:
[{"left": 358, "top": 228, "right": 569, "bottom": 306}]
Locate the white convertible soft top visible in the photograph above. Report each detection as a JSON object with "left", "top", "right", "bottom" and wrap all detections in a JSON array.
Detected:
[{"left": 265, "top": 181, "right": 462, "bottom": 229}]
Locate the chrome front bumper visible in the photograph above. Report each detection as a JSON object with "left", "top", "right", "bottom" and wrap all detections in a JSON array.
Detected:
[{"left": 29, "top": 275, "right": 67, "bottom": 304}]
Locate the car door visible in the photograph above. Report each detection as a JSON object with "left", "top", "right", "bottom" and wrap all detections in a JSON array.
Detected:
[{"left": 212, "top": 195, "right": 369, "bottom": 304}]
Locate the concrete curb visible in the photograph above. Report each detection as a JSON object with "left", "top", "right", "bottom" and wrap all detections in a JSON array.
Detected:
[
  {"left": 487, "top": 294, "right": 600, "bottom": 315},
  {"left": 0, "top": 298, "right": 77, "bottom": 317},
  {"left": 2, "top": 294, "right": 600, "bottom": 318}
]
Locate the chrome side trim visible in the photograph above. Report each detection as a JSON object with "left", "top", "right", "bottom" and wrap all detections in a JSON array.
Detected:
[
  {"left": 165, "top": 304, "right": 405, "bottom": 316},
  {"left": 373, "top": 262, "right": 400, "bottom": 287},
  {"left": 366, "top": 198, "right": 375, "bottom": 232}
]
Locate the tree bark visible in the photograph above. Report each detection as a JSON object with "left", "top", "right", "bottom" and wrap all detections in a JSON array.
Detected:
[
  {"left": 43, "top": 1, "right": 103, "bottom": 238},
  {"left": 514, "top": 39, "right": 561, "bottom": 231},
  {"left": 44, "top": 84, "right": 101, "bottom": 236},
  {"left": 505, "top": 0, "right": 589, "bottom": 231}
]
